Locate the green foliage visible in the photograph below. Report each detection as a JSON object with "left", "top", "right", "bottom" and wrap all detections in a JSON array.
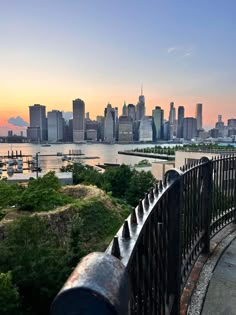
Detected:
[
  {"left": 101, "top": 165, "right": 155, "bottom": 205},
  {"left": 125, "top": 170, "right": 155, "bottom": 206},
  {"left": 0, "top": 272, "right": 21, "bottom": 315},
  {"left": 102, "top": 164, "right": 133, "bottom": 198},
  {"left": 0, "top": 216, "right": 71, "bottom": 315},
  {"left": 69, "top": 197, "right": 130, "bottom": 263},
  {"left": 61, "top": 163, "right": 104, "bottom": 187},
  {"left": 0, "top": 180, "right": 23, "bottom": 209},
  {"left": 18, "top": 171, "right": 72, "bottom": 211},
  {"left": 73, "top": 163, "right": 104, "bottom": 187},
  {"left": 62, "top": 163, "right": 156, "bottom": 207}
]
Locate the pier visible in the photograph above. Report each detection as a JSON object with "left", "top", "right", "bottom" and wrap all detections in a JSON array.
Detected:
[{"left": 118, "top": 150, "right": 175, "bottom": 160}]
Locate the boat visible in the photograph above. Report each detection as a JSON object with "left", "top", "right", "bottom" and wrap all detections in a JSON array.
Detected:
[
  {"left": 7, "top": 166, "right": 14, "bottom": 176},
  {"left": 62, "top": 155, "right": 72, "bottom": 162}
]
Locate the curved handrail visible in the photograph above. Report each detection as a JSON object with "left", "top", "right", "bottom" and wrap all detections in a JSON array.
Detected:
[{"left": 51, "top": 154, "right": 236, "bottom": 315}]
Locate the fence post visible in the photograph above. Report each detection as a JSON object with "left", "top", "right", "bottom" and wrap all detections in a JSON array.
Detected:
[
  {"left": 234, "top": 156, "right": 236, "bottom": 224},
  {"left": 200, "top": 157, "right": 213, "bottom": 254},
  {"left": 51, "top": 252, "right": 129, "bottom": 315},
  {"left": 164, "top": 169, "right": 183, "bottom": 315}
]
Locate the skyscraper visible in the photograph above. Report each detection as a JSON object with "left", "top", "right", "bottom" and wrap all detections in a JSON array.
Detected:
[
  {"left": 136, "top": 87, "right": 145, "bottom": 120},
  {"left": 183, "top": 117, "right": 197, "bottom": 140},
  {"left": 47, "top": 110, "right": 63, "bottom": 143},
  {"left": 177, "top": 106, "right": 185, "bottom": 138},
  {"left": 73, "top": 98, "right": 85, "bottom": 142},
  {"left": 104, "top": 104, "right": 115, "bottom": 143},
  {"left": 168, "top": 102, "right": 176, "bottom": 139},
  {"left": 196, "top": 103, "right": 203, "bottom": 130},
  {"left": 28, "top": 104, "right": 47, "bottom": 142},
  {"left": 122, "top": 102, "right": 128, "bottom": 116},
  {"left": 118, "top": 116, "right": 133, "bottom": 142},
  {"left": 139, "top": 116, "right": 153, "bottom": 142},
  {"left": 152, "top": 106, "right": 163, "bottom": 141},
  {"left": 127, "top": 104, "right": 136, "bottom": 121}
]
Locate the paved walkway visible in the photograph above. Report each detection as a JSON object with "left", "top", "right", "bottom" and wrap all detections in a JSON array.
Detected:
[{"left": 201, "top": 237, "right": 236, "bottom": 315}]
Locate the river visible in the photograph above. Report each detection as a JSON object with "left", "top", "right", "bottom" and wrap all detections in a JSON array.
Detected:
[{"left": 0, "top": 142, "right": 175, "bottom": 176}]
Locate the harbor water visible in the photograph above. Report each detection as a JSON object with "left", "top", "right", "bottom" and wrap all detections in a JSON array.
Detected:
[{"left": 0, "top": 143, "right": 172, "bottom": 177}]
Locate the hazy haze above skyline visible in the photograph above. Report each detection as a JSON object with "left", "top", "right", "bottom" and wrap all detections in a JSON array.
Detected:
[{"left": 0, "top": 0, "right": 235, "bottom": 135}]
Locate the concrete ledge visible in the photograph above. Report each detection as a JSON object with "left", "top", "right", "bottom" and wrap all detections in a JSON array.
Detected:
[{"left": 180, "top": 224, "right": 236, "bottom": 315}]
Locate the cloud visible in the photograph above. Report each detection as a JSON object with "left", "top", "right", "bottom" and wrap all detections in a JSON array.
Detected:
[
  {"left": 167, "top": 46, "right": 180, "bottom": 54},
  {"left": 167, "top": 45, "right": 193, "bottom": 57},
  {"left": 8, "top": 116, "right": 28, "bottom": 127}
]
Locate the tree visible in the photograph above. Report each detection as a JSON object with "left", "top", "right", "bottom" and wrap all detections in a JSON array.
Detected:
[
  {"left": 72, "top": 163, "right": 103, "bottom": 187},
  {"left": 102, "top": 164, "right": 133, "bottom": 198},
  {"left": 0, "top": 272, "right": 21, "bottom": 315},
  {"left": 125, "top": 170, "right": 155, "bottom": 206},
  {"left": 0, "top": 216, "right": 71, "bottom": 315},
  {"left": 18, "top": 172, "right": 71, "bottom": 211},
  {"left": 0, "top": 180, "right": 23, "bottom": 209}
]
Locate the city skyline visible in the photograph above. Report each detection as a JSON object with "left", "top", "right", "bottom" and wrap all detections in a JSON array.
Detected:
[{"left": 1, "top": 1, "right": 235, "bottom": 135}]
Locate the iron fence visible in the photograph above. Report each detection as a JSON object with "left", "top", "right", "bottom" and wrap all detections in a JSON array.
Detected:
[{"left": 51, "top": 155, "right": 236, "bottom": 315}]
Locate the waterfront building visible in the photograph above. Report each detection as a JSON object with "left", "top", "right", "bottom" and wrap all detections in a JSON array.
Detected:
[
  {"left": 228, "top": 119, "right": 236, "bottom": 128},
  {"left": 127, "top": 104, "right": 136, "bottom": 121},
  {"left": 28, "top": 104, "right": 47, "bottom": 142},
  {"left": 228, "top": 128, "right": 236, "bottom": 137},
  {"left": 27, "top": 126, "right": 40, "bottom": 142},
  {"left": 198, "top": 130, "right": 209, "bottom": 140},
  {"left": 104, "top": 104, "right": 115, "bottom": 143},
  {"left": 118, "top": 116, "right": 133, "bottom": 142},
  {"left": 152, "top": 106, "right": 163, "bottom": 141},
  {"left": 133, "top": 120, "right": 140, "bottom": 141},
  {"left": 8, "top": 130, "right": 13, "bottom": 137},
  {"left": 86, "top": 129, "right": 97, "bottom": 141},
  {"left": 209, "top": 128, "right": 220, "bottom": 138},
  {"left": 63, "top": 119, "right": 72, "bottom": 142},
  {"left": 196, "top": 103, "right": 203, "bottom": 130},
  {"left": 47, "top": 110, "right": 63, "bottom": 143},
  {"left": 215, "top": 115, "right": 225, "bottom": 137},
  {"left": 168, "top": 102, "right": 176, "bottom": 139},
  {"left": 163, "top": 121, "right": 170, "bottom": 141},
  {"left": 183, "top": 117, "right": 197, "bottom": 140},
  {"left": 73, "top": 98, "right": 85, "bottom": 142},
  {"left": 86, "top": 120, "right": 99, "bottom": 141},
  {"left": 96, "top": 116, "right": 104, "bottom": 141},
  {"left": 177, "top": 106, "right": 185, "bottom": 138},
  {"left": 139, "top": 116, "right": 153, "bottom": 142}
]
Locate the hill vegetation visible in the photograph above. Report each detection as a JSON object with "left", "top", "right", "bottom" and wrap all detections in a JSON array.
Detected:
[{"left": 0, "top": 164, "right": 155, "bottom": 315}]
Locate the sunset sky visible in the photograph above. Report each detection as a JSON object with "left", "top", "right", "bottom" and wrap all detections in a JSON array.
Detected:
[{"left": 0, "top": 0, "right": 235, "bottom": 135}]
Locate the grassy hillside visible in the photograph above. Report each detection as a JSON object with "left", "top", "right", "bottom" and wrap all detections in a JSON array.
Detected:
[{"left": 0, "top": 183, "right": 130, "bottom": 315}]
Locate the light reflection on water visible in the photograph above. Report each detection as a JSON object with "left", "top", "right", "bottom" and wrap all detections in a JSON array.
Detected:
[{"left": 0, "top": 142, "right": 175, "bottom": 176}]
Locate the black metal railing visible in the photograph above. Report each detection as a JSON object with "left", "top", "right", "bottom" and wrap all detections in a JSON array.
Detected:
[{"left": 51, "top": 155, "right": 236, "bottom": 315}]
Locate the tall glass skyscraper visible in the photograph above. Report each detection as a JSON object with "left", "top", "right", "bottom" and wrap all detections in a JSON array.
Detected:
[
  {"left": 28, "top": 104, "right": 47, "bottom": 142},
  {"left": 177, "top": 106, "right": 185, "bottom": 138},
  {"left": 73, "top": 98, "right": 85, "bottom": 142},
  {"left": 152, "top": 106, "right": 163, "bottom": 141},
  {"left": 196, "top": 103, "right": 203, "bottom": 130},
  {"left": 47, "top": 110, "right": 63, "bottom": 143},
  {"left": 136, "top": 88, "right": 145, "bottom": 121}
]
